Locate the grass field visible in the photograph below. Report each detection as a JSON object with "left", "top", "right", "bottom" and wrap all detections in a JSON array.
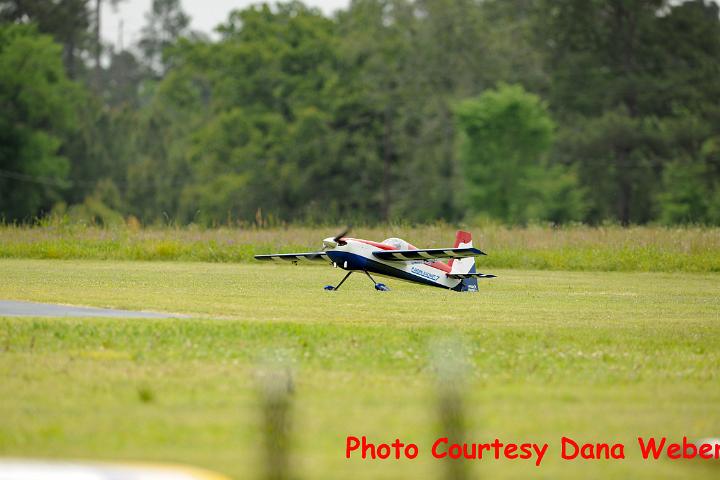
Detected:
[
  {"left": 1, "top": 259, "right": 719, "bottom": 479},
  {"left": 1, "top": 224, "right": 719, "bottom": 272}
]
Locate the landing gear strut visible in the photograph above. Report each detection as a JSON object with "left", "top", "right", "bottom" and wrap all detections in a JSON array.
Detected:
[
  {"left": 324, "top": 271, "right": 352, "bottom": 291},
  {"left": 323, "top": 271, "right": 391, "bottom": 291},
  {"left": 364, "top": 271, "right": 390, "bottom": 291}
]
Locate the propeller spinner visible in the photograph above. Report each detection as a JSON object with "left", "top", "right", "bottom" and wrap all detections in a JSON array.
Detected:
[{"left": 323, "top": 226, "right": 351, "bottom": 249}]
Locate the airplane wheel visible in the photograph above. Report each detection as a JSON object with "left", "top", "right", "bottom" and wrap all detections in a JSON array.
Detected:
[
  {"left": 375, "top": 283, "right": 390, "bottom": 291},
  {"left": 324, "top": 285, "right": 335, "bottom": 291}
]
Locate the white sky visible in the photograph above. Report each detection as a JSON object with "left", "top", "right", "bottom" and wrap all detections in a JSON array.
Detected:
[{"left": 102, "top": 0, "right": 350, "bottom": 48}]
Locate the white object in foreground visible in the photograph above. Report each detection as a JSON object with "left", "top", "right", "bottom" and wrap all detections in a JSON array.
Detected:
[{"left": 0, "top": 460, "right": 229, "bottom": 480}]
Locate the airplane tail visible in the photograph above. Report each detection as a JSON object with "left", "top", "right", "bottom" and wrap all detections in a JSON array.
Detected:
[{"left": 449, "top": 230, "right": 479, "bottom": 292}]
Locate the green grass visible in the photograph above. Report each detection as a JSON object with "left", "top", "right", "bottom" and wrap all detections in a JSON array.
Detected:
[
  {"left": 1, "top": 224, "right": 719, "bottom": 272},
  {"left": 1, "top": 259, "right": 719, "bottom": 479}
]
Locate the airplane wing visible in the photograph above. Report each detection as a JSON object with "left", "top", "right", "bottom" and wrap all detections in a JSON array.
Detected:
[
  {"left": 372, "top": 247, "right": 485, "bottom": 261},
  {"left": 446, "top": 272, "right": 497, "bottom": 279},
  {"left": 254, "top": 252, "right": 330, "bottom": 262}
]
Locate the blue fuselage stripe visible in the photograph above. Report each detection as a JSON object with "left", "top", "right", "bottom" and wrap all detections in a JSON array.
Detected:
[{"left": 326, "top": 251, "right": 450, "bottom": 290}]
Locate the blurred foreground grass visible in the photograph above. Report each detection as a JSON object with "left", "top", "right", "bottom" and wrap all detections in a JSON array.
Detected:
[
  {"left": 1, "top": 259, "right": 719, "bottom": 479},
  {"left": 1, "top": 223, "right": 719, "bottom": 272}
]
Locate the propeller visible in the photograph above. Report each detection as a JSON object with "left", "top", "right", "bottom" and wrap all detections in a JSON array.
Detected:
[
  {"left": 332, "top": 225, "right": 351, "bottom": 245},
  {"left": 323, "top": 225, "right": 351, "bottom": 249}
]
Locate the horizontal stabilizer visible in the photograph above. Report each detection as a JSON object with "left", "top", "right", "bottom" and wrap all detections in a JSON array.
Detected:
[
  {"left": 446, "top": 272, "right": 496, "bottom": 279},
  {"left": 372, "top": 247, "right": 485, "bottom": 261},
  {"left": 254, "top": 252, "right": 329, "bottom": 262}
]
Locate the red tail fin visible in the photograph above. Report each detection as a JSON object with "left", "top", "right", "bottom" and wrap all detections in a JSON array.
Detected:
[
  {"left": 453, "top": 230, "right": 472, "bottom": 248},
  {"left": 448, "top": 230, "right": 472, "bottom": 268}
]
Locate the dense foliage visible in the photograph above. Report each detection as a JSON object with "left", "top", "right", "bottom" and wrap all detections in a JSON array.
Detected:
[{"left": 1, "top": 0, "right": 720, "bottom": 225}]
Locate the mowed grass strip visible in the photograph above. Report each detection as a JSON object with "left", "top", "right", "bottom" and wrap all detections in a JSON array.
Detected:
[
  {"left": 0, "top": 260, "right": 719, "bottom": 479},
  {"left": 1, "top": 224, "right": 719, "bottom": 272}
]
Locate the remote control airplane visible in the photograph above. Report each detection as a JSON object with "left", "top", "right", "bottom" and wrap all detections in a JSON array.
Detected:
[{"left": 254, "top": 228, "right": 495, "bottom": 292}]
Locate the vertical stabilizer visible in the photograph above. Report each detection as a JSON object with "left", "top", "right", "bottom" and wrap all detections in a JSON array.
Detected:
[{"left": 449, "top": 230, "right": 478, "bottom": 292}]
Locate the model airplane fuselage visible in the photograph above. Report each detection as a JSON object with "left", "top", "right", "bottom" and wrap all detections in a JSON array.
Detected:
[{"left": 255, "top": 229, "right": 495, "bottom": 292}]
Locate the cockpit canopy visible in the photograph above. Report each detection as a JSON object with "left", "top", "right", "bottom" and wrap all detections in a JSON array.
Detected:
[{"left": 382, "top": 237, "right": 412, "bottom": 250}]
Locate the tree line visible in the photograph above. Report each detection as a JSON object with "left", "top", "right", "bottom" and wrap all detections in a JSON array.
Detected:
[{"left": 1, "top": 0, "right": 719, "bottom": 226}]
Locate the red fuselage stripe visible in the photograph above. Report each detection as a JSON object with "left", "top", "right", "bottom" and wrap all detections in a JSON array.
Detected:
[
  {"left": 345, "top": 238, "right": 397, "bottom": 250},
  {"left": 348, "top": 238, "right": 451, "bottom": 272}
]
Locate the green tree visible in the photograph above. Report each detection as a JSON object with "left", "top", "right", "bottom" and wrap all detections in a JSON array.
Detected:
[
  {"left": 658, "top": 160, "right": 710, "bottom": 225},
  {"left": 91, "top": 0, "right": 127, "bottom": 89},
  {"left": 151, "top": 2, "right": 346, "bottom": 224},
  {"left": 0, "top": 24, "right": 78, "bottom": 220},
  {"left": 124, "top": 74, "right": 205, "bottom": 223},
  {"left": 0, "top": 0, "right": 91, "bottom": 78},
  {"left": 554, "top": 109, "right": 659, "bottom": 224},
  {"left": 456, "top": 84, "right": 584, "bottom": 224},
  {"left": 538, "top": 0, "right": 720, "bottom": 224},
  {"left": 138, "top": 0, "right": 191, "bottom": 75},
  {"left": 335, "top": 0, "right": 416, "bottom": 221},
  {"left": 100, "top": 50, "right": 145, "bottom": 107}
]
